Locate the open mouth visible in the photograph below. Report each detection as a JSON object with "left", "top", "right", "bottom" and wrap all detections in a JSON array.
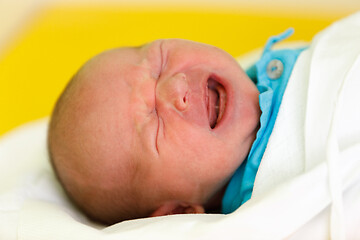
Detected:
[{"left": 207, "top": 77, "right": 227, "bottom": 129}]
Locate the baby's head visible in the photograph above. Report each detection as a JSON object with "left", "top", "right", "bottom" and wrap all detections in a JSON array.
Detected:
[{"left": 48, "top": 39, "right": 260, "bottom": 224}]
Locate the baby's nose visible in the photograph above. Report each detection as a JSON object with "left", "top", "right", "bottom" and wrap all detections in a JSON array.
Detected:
[{"left": 156, "top": 72, "right": 189, "bottom": 111}]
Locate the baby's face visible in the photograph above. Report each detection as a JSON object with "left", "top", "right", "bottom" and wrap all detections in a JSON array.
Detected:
[{"left": 53, "top": 39, "right": 260, "bottom": 222}]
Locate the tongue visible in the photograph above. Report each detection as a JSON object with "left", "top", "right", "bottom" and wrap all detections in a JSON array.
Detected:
[{"left": 208, "top": 88, "right": 218, "bottom": 128}]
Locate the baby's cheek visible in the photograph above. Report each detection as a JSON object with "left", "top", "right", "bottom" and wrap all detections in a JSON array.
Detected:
[{"left": 205, "top": 137, "right": 245, "bottom": 176}]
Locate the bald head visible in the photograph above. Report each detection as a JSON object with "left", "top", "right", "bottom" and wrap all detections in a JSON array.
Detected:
[{"left": 48, "top": 50, "right": 148, "bottom": 224}]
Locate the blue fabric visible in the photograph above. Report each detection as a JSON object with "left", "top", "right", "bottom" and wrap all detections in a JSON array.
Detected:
[{"left": 222, "top": 29, "right": 306, "bottom": 214}]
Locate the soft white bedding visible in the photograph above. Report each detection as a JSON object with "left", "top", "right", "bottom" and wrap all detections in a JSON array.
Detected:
[{"left": 1, "top": 12, "right": 360, "bottom": 240}]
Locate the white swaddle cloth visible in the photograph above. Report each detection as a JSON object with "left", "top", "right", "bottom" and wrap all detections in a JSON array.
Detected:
[
  {"left": 251, "top": 11, "right": 360, "bottom": 239},
  {"left": 1, "top": 12, "right": 360, "bottom": 240}
]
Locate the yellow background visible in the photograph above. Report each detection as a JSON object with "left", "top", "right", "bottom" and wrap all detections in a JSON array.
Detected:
[{"left": 0, "top": 5, "right": 345, "bottom": 136}]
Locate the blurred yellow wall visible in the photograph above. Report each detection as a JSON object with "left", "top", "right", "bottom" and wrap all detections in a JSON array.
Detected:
[{"left": 0, "top": 5, "right": 346, "bottom": 136}]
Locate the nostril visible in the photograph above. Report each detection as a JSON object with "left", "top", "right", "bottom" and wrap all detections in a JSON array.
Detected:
[
  {"left": 175, "top": 99, "right": 186, "bottom": 111},
  {"left": 175, "top": 92, "right": 188, "bottom": 111}
]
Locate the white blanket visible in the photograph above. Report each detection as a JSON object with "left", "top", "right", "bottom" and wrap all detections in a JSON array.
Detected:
[{"left": 1, "top": 12, "right": 360, "bottom": 240}]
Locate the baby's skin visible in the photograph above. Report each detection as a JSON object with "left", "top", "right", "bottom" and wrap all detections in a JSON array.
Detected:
[{"left": 48, "top": 39, "right": 260, "bottom": 224}]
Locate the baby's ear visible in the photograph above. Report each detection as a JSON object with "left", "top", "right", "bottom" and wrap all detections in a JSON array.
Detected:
[{"left": 150, "top": 201, "right": 205, "bottom": 217}]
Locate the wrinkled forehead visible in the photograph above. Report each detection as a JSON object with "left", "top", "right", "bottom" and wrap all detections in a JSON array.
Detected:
[{"left": 86, "top": 42, "right": 162, "bottom": 76}]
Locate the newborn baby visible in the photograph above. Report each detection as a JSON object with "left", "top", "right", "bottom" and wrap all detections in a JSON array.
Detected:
[{"left": 48, "top": 39, "right": 260, "bottom": 224}]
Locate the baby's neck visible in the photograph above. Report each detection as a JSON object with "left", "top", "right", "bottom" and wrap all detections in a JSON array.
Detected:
[{"left": 204, "top": 185, "right": 227, "bottom": 213}]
